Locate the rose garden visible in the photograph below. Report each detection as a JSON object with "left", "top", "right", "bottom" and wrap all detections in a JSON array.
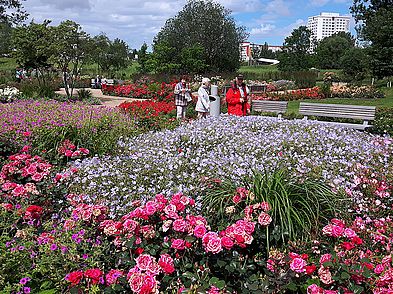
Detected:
[{"left": 0, "top": 71, "right": 393, "bottom": 294}]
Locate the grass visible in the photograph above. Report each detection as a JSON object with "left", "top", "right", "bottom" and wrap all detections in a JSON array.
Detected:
[
  {"left": 287, "top": 87, "right": 393, "bottom": 114},
  {"left": 239, "top": 65, "right": 279, "bottom": 74},
  {"left": 80, "top": 61, "right": 140, "bottom": 79},
  {"left": 0, "top": 57, "right": 17, "bottom": 71}
]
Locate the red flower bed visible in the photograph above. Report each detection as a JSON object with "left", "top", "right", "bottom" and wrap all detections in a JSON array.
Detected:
[
  {"left": 103, "top": 82, "right": 176, "bottom": 103},
  {"left": 118, "top": 101, "right": 175, "bottom": 119},
  {"left": 253, "top": 87, "right": 324, "bottom": 101}
]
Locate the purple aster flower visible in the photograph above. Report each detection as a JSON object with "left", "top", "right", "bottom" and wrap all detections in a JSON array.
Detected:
[{"left": 50, "top": 244, "right": 57, "bottom": 251}]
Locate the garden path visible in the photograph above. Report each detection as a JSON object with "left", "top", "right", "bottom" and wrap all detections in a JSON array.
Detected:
[{"left": 55, "top": 88, "right": 144, "bottom": 107}]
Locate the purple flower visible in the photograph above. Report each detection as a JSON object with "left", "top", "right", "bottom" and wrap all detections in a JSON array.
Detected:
[
  {"left": 19, "top": 277, "right": 31, "bottom": 285},
  {"left": 23, "top": 287, "right": 31, "bottom": 293},
  {"left": 50, "top": 244, "right": 58, "bottom": 251},
  {"left": 61, "top": 246, "right": 68, "bottom": 253},
  {"left": 82, "top": 254, "right": 88, "bottom": 259}
]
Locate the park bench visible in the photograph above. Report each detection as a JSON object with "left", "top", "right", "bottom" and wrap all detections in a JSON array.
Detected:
[
  {"left": 299, "top": 102, "right": 376, "bottom": 130},
  {"left": 252, "top": 100, "right": 288, "bottom": 119}
]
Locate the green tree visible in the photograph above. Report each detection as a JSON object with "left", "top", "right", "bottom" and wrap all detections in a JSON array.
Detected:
[
  {"left": 251, "top": 42, "right": 276, "bottom": 60},
  {"left": 0, "top": 20, "right": 12, "bottom": 54},
  {"left": 0, "top": 0, "right": 27, "bottom": 24},
  {"left": 12, "top": 20, "right": 55, "bottom": 86},
  {"left": 278, "top": 26, "right": 313, "bottom": 71},
  {"left": 50, "top": 20, "right": 93, "bottom": 99},
  {"left": 92, "top": 35, "right": 129, "bottom": 76},
  {"left": 315, "top": 32, "right": 355, "bottom": 69},
  {"left": 137, "top": 42, "right": 149, "bottom": 73},
  {"left": 340, "top": 47, "right": 369, "bottom": 81},
  {"left": 152, "top": 0, "right": 247, "bottom": 73},
  {"left": 351, "top": 0, "right": 393, "bottom": 78}
]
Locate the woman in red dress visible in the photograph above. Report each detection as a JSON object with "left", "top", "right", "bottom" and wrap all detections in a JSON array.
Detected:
[{"left": 226, "top": 75, "right": 250, "bottom": 116}]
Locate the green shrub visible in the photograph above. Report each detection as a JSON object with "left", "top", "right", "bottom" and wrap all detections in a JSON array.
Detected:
[{"left": 371, "top": 107, "right": 393, "bottom": 136}]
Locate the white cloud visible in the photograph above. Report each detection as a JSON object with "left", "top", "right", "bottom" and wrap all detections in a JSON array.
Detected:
[
  {"left": 250, "top": 23, "right": 276, "bottom": 36},
  {"left": 309, "top": 0, "right": 351, "bottom": 7}
]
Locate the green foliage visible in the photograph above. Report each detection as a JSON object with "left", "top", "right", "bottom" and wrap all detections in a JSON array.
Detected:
[
  {"left": 251, "top": 42, "right": 277, "bottom": 59},
  {"left": 31, "top": 116, "right": 138, "bottom": 160},
  {"left": 92, "top": 34, "right": 130, "bottom": 76},
  {"left": 351, "top": 1, "right": 393, "bottom": 78},
  {"left": 315, "top": 32, "right": 355, "bottom": 69},
  {"left": 151, "top": 0, "right": 248, "bottom": 73},
  {"left": 340, "top": 47, "right": 369, "bottom": 81},
  {"left": 0, "top": 21, "right": 12, "bottom": 54},
  {"left": 278, "top": 26, "right": 313, "bottom": 71},
  {"left": 137, "top": 43, "right": 149, "bottom": 73},
  {"left": 12, "top": 21, "right": 55, "bottom": 87},
  {"left": 17, "top": 78, "right": 57, "bottom": 99},
  {"left": 0, "top": 0, "right": 27, "bottom": 24},
  {"left": 250, "top": 170, "right": 348, "bottom": 245},
  {"left": 50, "top": 20, "right": 93, "bottom": 99},
  {"left": 371, "top": 107, "right": 393, "bottom": 136}
]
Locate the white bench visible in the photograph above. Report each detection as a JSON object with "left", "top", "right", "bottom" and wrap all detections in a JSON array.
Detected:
[
  {"left": 252, "top": 100, "right": 288, "bottom": 119},
  {"left": 299, "top": 102, "right": 376, "bottom": 130}
]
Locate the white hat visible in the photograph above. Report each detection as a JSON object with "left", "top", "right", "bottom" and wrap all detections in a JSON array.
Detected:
[{"left": 201, "top": 77, "right": 210, "bottom": 84}]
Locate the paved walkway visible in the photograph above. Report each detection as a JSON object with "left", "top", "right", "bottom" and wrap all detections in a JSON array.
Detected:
[{"left": 55, "top": 88, "right": 143, "bottom": 107}]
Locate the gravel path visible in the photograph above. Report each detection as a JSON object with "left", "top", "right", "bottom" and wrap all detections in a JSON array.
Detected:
[{"left": 55, "top": 88, "right": 145, "bottom": 107}]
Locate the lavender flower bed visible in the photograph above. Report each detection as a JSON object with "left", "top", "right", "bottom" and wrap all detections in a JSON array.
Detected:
[
  {"left": 0, "top": 100, "right": 132, "bottom": 144},
  {"left": 70, "top": 116, "right": 392, "bottom": 214}
]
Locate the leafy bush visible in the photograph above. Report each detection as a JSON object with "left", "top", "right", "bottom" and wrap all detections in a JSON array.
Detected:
[
  {"left": 330, "top": 85, "right": 385, "bottom": 99},
  {"left": 371, "top": 107, "right": 393, "bottom": 136},
  {"left": 17, "top": 79, "right": 58, "bottom": 99}
]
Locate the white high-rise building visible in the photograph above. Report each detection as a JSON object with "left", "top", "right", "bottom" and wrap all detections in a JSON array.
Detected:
[{"left": 307, "top": 12, "right": 351, "bottom": 44}]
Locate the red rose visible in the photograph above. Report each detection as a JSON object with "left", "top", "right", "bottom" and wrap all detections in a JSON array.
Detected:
[
  {"left": 135, "top": 247, "right": 144, "bottom": 255},
  {"left": 84, "top": 268, "right": 103, "bottom": 285},
  {"left": 351, "top": 236, "right": 363, "bottom": 245},
  {"left": 341, "top": 241, "right": 355, "bottom": 251},
  {"left": 66, "top": 271, "right": 84, "bottom": 285},
  {"left": 305, "top": 264, "right": 317, "bottom": 275},
  {"left": 25, "top": 205, "right": 43, "bottom": 219}
]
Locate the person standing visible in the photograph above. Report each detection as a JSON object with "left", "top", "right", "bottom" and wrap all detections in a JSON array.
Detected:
[
  {"left": 195, "top": 77, "right": 211, "bottom": 118},
  {"left": 226, "top": 75, "right": 250, "bottom": 116},
  {"left": 174, "top": 77, "right": 191, "bottom": 119}
]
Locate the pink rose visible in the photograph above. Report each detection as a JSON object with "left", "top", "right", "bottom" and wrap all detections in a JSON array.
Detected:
[
  {"left": 172, "top": 218, "right": 188, "bottom": 232},
  {"left": 31, "top": 172, "right": 44, "bottom": 182},
  {"left": 171, "top": 239, "right": 185, "bottom": 250},
  {"left": 106, "top": 269, "right": 123, "bottom": 285},
  {"left": 135, "top": 254, "right": 153, "bottom": 271},
  {"left": 158, "top": 254, "right": 175, "bottom": 274},
  {"left": 290, "top": 257, "right": 307, "bottom": 273},
  {"left": 258, "top": 212, "right": 272, "bottom": 226},
  {"left": 319, "top": 253, "right": 332, "bottom": 264},
  {"left": 221, "top": 236, "right": 234, "bottom": 249},
  {"left": 232, "top": 194, "right": 242, "bottom": 204},
  {"left": 318, "top": 267, "right": 333, "bottom": 285},
  {"left": 374, "top": 264, "right": 384, "bottom": 274},
  {"left": 128, "top": 272, "right": 144, "bottom": 293},
  {"left": 193, "top": 225, "right": 207, "bottom": 238},
  {"left": 307, "top": 284, "right": 323, "bottom": 294},
  {"left": 344, "top": 228, "right": 357, "bottom": 238},
  {"left": 202, "top": 232, "right": 222, "bottom": 254},
  {"left": 331, "top": 225, "right": 344, "bottom": 237},
  {"left": 145, "top": 201, "right": 157, "bottom": 215}
]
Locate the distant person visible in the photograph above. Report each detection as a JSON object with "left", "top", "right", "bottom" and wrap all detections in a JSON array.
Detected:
[
  {"left": 15, "top": 68, "right": 22, "bottom": 83},
  {"left": 95, "top": 75, "right": 102, "bottom": 89},
  {"left": 195, "top": 77, "right": 211, "bottom": 118},
  {"left": 174, "top": 77, "right": 192, "bottom": 119},
  {"left": 226, "top": 75, "right": 250, "bottom": 116}
]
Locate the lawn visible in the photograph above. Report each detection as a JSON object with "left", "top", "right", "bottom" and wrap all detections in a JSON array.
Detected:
[
  {"left": 239, "top": 65, "right": 279, "bottom": 74},
  {"left": 0, "top": 57, "right": 17, "bottom": 71},
  {"left": 287, "top": 87, "right": 393, "bottom": 114}
]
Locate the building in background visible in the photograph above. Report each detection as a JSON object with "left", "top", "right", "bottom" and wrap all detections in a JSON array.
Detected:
[
  {"left": 307, "top": 12, "right": 351, "bottom": 50},
  {"left": 240, "top": 42, "right": 283, "bottom": 62}
]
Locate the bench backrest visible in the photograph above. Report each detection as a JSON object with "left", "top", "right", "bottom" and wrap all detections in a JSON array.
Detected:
[
  {"left": 299, "top": 103, "right": 376, "bottom": 121},
  {"left": 252, "top": 100, "right": 288, "bottom": 114}
]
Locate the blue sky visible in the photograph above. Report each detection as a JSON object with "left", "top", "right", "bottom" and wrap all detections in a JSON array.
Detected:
[{"left": 23, "top": 0, "right": 356, "bottom": 49}]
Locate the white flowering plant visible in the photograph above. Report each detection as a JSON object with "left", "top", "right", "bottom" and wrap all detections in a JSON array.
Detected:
[{"left": 0, "top": 87, "right": 21, "bottom": 103}]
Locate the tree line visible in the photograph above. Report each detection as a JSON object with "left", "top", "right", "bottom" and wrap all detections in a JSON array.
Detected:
[{"left": 0, "top": 0, "right": 392, "bottom": 81}]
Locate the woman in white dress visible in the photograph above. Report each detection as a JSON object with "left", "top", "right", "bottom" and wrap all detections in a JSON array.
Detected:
[{"left": 195, "top": 77, "right": 210, "bottom": 118}]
